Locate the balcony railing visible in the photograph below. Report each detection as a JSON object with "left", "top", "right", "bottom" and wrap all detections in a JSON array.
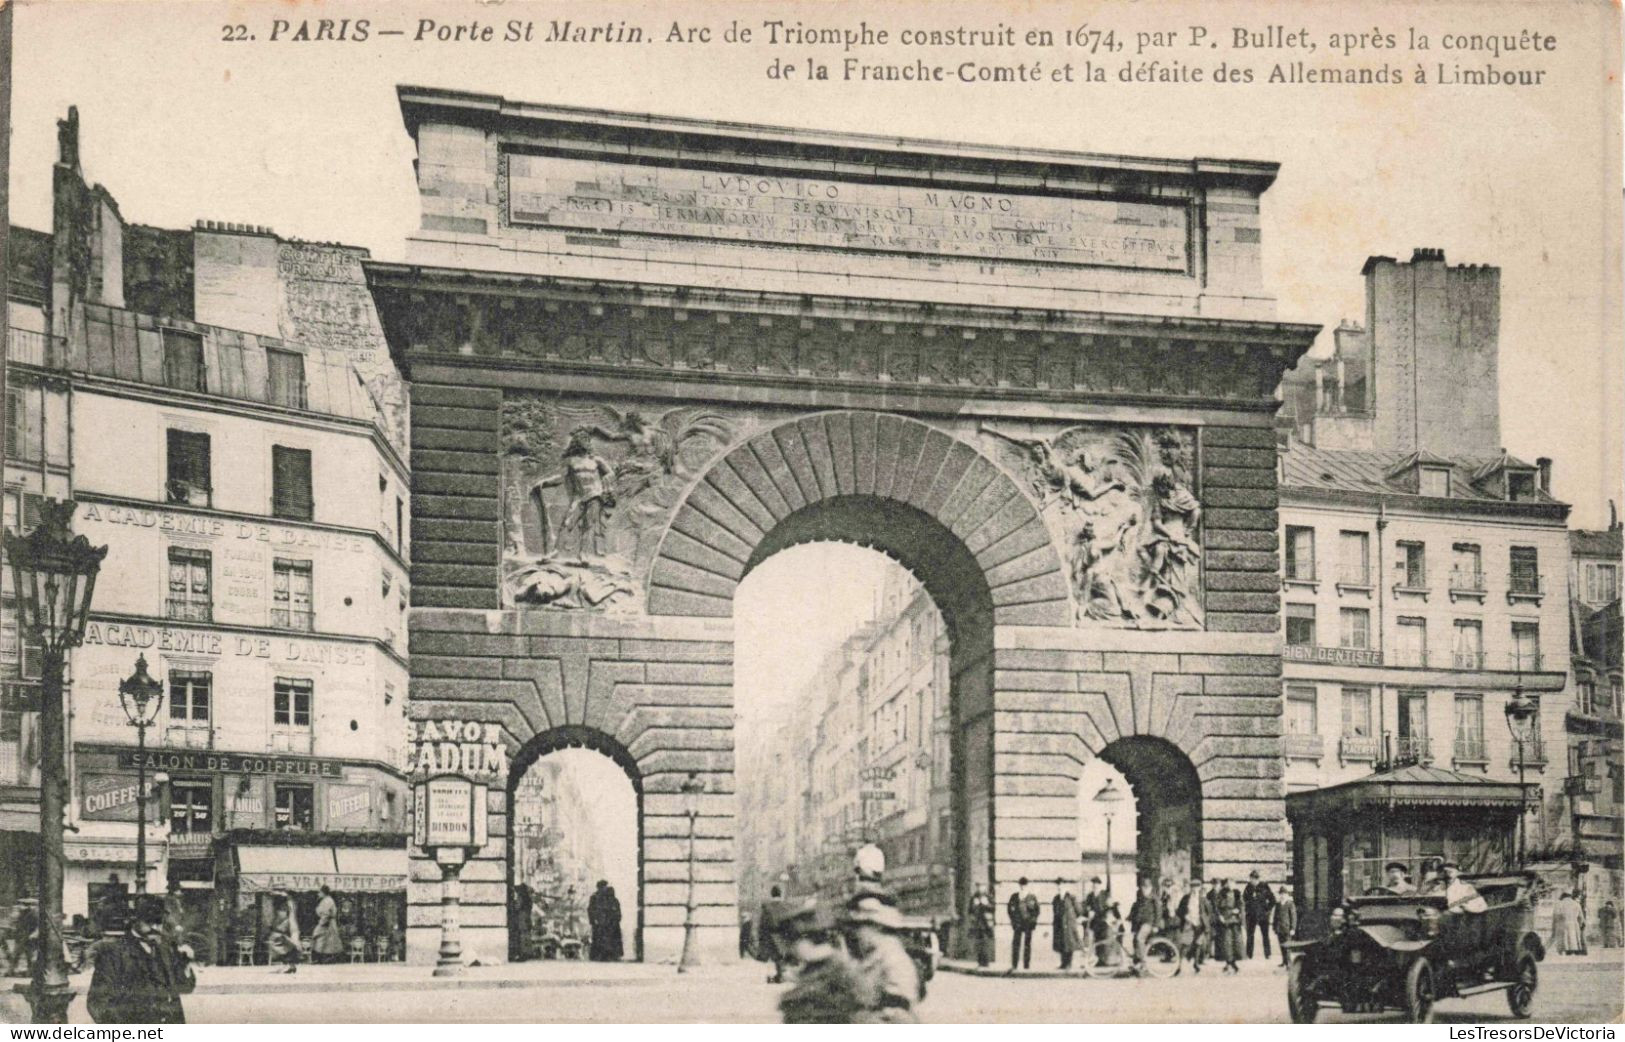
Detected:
[
  {"left": 1394, "top": 736, "right": 1433, "bottom": 764},
  {"left": 6, "top": 327, "right": 65, "bottom": 367},
  {"left": 1450, "top": 569, "right": 1487, "bottom": 594},
  {"left": 1283, "top": 733, "right": 1323, "bottom": 760},
  {"left": 1452, "top": 650, "right": 1487, "bottom": 670},
  {"left": 165, "top": 481, "right": 212, "bottom": 508},
  {"left": 1509, "top": 737, "right": 1547, "bottom": 767},
  {"left": 1283, "top": 565, "right": 1317, "bottom": 585},
  {"left": 1507, "top": 572, "right": 1545, "bottom": 600},
  {"left": 165, "top": 724, "right": 213, "bottom": 750},
  {"left": 1453, "top": 737, "right": 1488, "bottom": 763},
  {"left": 165, "top": 599, "right": 213, "bottom": 623},
  {"left": 270, "top": 608, "right": 314, "bottom": 632},
  {"left": 1339, "top": 734, "right": 1380, "bottom": 762},
  {"left": 1392, "top": 647, "right": 1431, "bottom": 668},
  {"left": 1394, "top": 571, "right": 1431, "bottom": 593},
  {"left": 1509, "top": 652, "right": 1544, "bottom": 672}
]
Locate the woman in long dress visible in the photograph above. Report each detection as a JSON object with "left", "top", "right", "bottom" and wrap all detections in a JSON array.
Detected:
[{"left": 1552, "top": 892, "right": 1583, "bottom": 955}]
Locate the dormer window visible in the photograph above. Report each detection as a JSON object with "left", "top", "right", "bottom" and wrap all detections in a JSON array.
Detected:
[
  {"left": 1419, "top": 467, "right": 1451, "bottom": 497},
  {"left": 1507, "top": 470, "right": 1538, "bottom": 502}
]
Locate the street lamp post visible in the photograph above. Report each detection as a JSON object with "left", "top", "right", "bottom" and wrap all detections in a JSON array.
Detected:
[
  {"left": 1504, "top": 686, "right": 1538, "bottom": 867},
  {"left": 3, "top": 501, "right": 106, "bottom": 1024},
  {"left": 677, "top": 771, "right": 705, "bottom": 973},
  {"left": 1093, "top": 778, "right": 1128, "bottom": 897},
  {"left": 118, "top": 655, "right": 165, "bottom": 895}
]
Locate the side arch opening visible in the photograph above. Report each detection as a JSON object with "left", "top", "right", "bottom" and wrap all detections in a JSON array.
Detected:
[{"left": 507, "top": 726, "right": 644, "bottom": 963}]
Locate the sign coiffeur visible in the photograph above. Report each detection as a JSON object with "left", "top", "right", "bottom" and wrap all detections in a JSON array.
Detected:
[
  {"left": 405, "top": 718, "right": 508, "bottom": 780},
  {"left": 79, "top": 773, "right": 160, "bottom": 822}
]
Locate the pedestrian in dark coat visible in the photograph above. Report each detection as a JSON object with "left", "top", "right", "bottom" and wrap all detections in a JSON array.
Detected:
[
  {"left": 1081, "top": 877, "right": 1108, "bottom": 943},
  {"left": 1050, "top": 879, "right": 1081, "bottom": 969},
  {"left": 587, "top": 882, "right": 623, "bottom": 961},
  {"left": 1006, "top": 878, "right": 1039, "bottom": 972},
  {"left": 1214, "top": 879, "right": 1244, "bottom": 973},
  {"left": 760, "top": 885, "right": 790, "bottom": 982},
  {"left": 1128, "top": 878, "right": 1164, "bottom": 974},
  {"left": 87, "top": 896, "right": 195, "bottom": 1024},
  {"left": 966, "top": 884, "right": 996, "bottom": 968},
  {"left": 1243, "top": 870, "right": 1276, "bottom": 960},
  {"left": 1273, "top": 887, "right": 1298, "bottom": 967}
]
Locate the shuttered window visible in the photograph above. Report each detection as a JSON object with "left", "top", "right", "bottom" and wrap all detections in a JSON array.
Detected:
[
  {"left": 271, "top": 446, "right": 313, "bottom": 521},
  {"left": 266, "top": 349, "right": 307, "bottom": 409},
  {"left": 166, "top": 429, "right": 212, "bottom": 506}
]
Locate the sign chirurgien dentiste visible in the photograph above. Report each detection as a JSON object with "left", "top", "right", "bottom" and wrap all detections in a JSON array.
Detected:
[{"left": 507, "top": 155, "right": 1191, "bottom": 271}]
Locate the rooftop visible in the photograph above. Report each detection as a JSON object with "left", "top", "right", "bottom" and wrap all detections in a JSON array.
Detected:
[
  {"left": 1571, "top": 528, "right": 1623, "bottom": 559},
  {"left": 1280, "top": 443, "right": 1566, "bottom": 511}
]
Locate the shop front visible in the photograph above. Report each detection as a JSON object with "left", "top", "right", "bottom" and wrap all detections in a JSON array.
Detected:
[
  {"left": 218, "top": 832, "right": 408, "bottom": 964},
  {"left": 1286, "top": 764, "right": 1524, "bottom": 937}
]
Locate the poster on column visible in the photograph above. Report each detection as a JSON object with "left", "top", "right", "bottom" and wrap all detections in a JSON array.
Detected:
[{"left": 8, "top": 0, "right": 1619, "bottom": 1026}]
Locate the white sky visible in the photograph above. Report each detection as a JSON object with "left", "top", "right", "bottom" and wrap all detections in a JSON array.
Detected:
[{"left": 8, "top": 0, "right": 1621, "bottom": 526}]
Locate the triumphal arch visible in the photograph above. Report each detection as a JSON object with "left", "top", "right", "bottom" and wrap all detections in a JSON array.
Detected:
[{"left": 366, "top": 86, "right": 1319, "bottom": 964}]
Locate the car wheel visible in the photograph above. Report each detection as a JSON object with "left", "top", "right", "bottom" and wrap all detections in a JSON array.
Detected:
[
  {"left": 1405, "top": 958, "right": 1436, "bottom": 1024},
  {"left": 1286, "top": 957, "right": 1318, "bottom": 1024},
  {"left": 1505, "top": 953, "right": 1537, "bottom": 1019},
  {"left": 1144, "top": 937, "right": 1182, "bottom": 978}
]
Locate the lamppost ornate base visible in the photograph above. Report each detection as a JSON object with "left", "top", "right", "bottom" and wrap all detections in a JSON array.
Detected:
[{"left": 16, "top": 982, "right": 76, "bottom": 1024}]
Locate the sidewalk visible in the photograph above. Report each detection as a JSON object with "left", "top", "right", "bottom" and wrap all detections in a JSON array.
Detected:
[
  {"left": 942, "top": 956, "right": 1289, "bottom": 980},
  {"left": 20, "top": 958, "right": 740, "bottom": 997},
  {"left": 943, "top": 946, "right": 1625, "bottom": 980}
]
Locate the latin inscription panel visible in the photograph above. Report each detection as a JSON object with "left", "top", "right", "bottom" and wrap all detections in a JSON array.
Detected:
[{"left": 507, "top": 155, "right": 1189, "bottom": 272}]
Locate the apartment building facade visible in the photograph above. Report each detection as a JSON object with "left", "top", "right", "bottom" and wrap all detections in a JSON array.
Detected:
[
  {"left": 1, "top": 109, "right": 411, "bottom": 960},
  {"left": 1279, "top": 444, "right": 1573, "bottom": 900}
]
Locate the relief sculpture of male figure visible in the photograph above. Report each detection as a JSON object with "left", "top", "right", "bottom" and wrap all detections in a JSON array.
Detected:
[{"left": 532, "top": 426, "right": 615, "bottom": 558}]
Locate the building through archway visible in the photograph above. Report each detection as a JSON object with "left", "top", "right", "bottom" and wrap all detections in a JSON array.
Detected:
[
  {"left": 506, "top": 727, "right": 641, "bottom": 962},
  {"left": 370, "top": 86, "right": 1318, "bottom": 963}
]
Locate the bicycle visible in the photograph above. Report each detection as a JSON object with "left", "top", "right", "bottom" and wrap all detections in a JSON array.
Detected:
[{"left": 1085, "top": 924, "right": 1183, "bottom": 978}]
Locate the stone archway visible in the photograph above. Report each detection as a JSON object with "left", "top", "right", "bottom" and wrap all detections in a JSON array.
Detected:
[
  {"left": 646, "top": 410, "right": 1072, "bottom": 628},
  {"left": 1096, "top": 736, "right": 1205, "bottom": 886},
  {"left": 647, "top": 411, "right": 1072, "bottom": 915},
  {"left": 506, "top": 726, "right": 643, "bottom": 962}
]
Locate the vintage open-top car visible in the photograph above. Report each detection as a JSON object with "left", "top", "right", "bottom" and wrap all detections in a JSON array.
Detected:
[{"left": 1286, "top": 873, "right": 1544, "bottom": 1023}]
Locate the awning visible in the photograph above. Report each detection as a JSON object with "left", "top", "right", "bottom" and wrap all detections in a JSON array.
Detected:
[
  {"left": 234, "top": 845, "right": 405, "bottom": 893},
  {"left": 1287, "top": 764, "right": 1527, "bottom": 820}
]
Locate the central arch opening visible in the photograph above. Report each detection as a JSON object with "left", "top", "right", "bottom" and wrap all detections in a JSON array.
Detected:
[{"left": 733, "top": 495, "right": 995, "bottom": 948}]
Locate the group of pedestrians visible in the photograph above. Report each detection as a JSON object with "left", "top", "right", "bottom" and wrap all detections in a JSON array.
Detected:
[
  {"left": 968, "top": 870, "right": 1298, "bottom": 976},
  {"left": 770, "top": 845, "right": 923, "bottom": 1023}
]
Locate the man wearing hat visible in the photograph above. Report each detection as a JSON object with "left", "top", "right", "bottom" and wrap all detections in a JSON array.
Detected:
[
  {"left": 1081, "top": 876, "right": 1108, "bottom": 948},
  {"left": 845, "top": 895, "right": 920, "bottom": 1022},
  {"left": 1272, "top": 883, "right": 1298, "bottom": 968},
  {"left": 1243, "top": 869, "right": 1277, "bottom": 961},
  {"left": 87, "top": 895, "right": 195, "bottom": 1024},
  {"left": 1176, "top": 873, "right": 1210, "bottom": 973},
  {"left": 776, "top": 899, "right": 877, "bottom": 1024},
  {"left": 1213, "top": 877, "right": 1243, "bottom": 973},
  {"left": 1006, "top": 877, "right": 1039, "bottom": 972},
  {"left": 1440, "top": 862, "right": 1487, "bottom": 914},
  {"left": 1383, "top": 861, "right": 1416, "bottom": 895},
  {"left": 1051, "top": 878, "right": 1081, "bottom": 970}
]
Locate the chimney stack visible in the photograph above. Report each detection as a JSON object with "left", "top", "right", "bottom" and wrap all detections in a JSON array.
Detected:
[{"left": 1536, "top": 457, "right": 1552, "bottom": 494}]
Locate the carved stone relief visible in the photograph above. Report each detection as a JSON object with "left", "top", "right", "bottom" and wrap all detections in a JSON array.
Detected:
[
  {"left": 501, "top": 398, "right": 736, "bottom": 610},
  {"left": 980, "top": 423, "right": 1203, "bottom": 629}
]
